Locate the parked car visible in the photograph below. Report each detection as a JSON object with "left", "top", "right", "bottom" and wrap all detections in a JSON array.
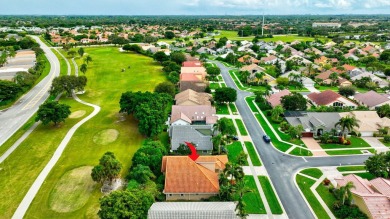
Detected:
[
  {"left": 232, "top": 136, "right": 239, "bottom": 141},
  {"left": 263, "top": 135, "right": 271, "bottom": 143}
]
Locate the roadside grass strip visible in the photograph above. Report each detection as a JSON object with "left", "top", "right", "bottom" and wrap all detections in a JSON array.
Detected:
[
  {"left": 229, "top": 103, "right": 238, "bottom": 114},
  {"left": 241, "top": 176, "right": 266, "bottom": 214},
  {"left": 336, "top": 165, "right": 366, "bottom": 172},
  {"left": 228, "top": 70, "right": 246, "bottom": 90},
  {"left": 217, "top": 103, "right": 229, "bottom": 115},
  {"left": 258, "top": 176, "right": 283, "bottom": 214},
  {"left": 246, "top": 97, "right": 312, "bottom": 155},
  {"left": 296, "top": 174, "right": 332, "bottom": 219},
  {"left": 244, "top": 142, "right": 262, "bottom": 166},
  {"left": 300, "top": 168, "right": 323, "bottom": 179},
  {"left": 226, "top": 142, "right": 249, "bottom": 166},
  {"left": 235, "top": 119, "right": 248, "bottom": 136}
]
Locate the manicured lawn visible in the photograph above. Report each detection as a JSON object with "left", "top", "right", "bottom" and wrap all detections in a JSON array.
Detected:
[
  {"left": 24, "top": 47, "right": 166, "bottom": 218},
  {"left": 221, "top": 83, "right": 227, "bottom": 87},
  {"left": 326, "top": 149, "right": 376, "bottom": 155},
  {"left": 226, "top": 142, "right": 248, "bottom": 166},
  {"left": 235, "top": 119, "right": 248, "bottom": 136},
  {"left": 300, "top": 168, "right": 323, "bottom": 179},
  {"left": 286, "top": 85, "right": 309, "bottom": 92},
  {"left": 242, "top": 176, "right": 266, "bottom": 214},
  {"left": 52, "top": 49, "right": 69, "bottom": 76},
  {"left": 258, "top": 176, "right": 283, "bottom": 214},
  {"left": 209, "top": 82, "right": 220, "bottom": 89},
  {"left": 354, "top": 172, "right": 375, "bottom": 180},
  {"left": 216, "top": 103, "right": 229, "bottom": 115},
  {"left": 215, "top": 31, "right": 324, "bottom": 42},
  {"left": 379, "top": 139, "right": 390, "bottom": 147},
  {"left": 316, "top": 184, "right": 336, "bottom": 210},
  {"left": 320, "top": 136, "right": 370, "bottom": 149},
  {"left": 229, "top": 70, "right": 245, "bottom": 90},
  {"left": 337, "top": 165, "right": 366, "bottom": 172},
  {"left": 296, "top": 175, "right": 331, "bottom": 219},
  {"left": 0, "top": 98, "right": 93, "bottom": 218},
  {"left": 289, "top": 147, "right": 313, "bottom": 156},
  {"left": 244, "top": 142, "right": 262, "bottom": 166},
  {"left": 229, "top": 103, "right": 238, "bottom": 114},
  {"left": 316, "top": 85, "right": 339, "bottom": 91}
]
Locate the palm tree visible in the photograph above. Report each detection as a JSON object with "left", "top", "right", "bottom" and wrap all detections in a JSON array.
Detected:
[
  {"left": 212, "top": 134, "right": 223, "bottom": 154},
  {"left": 329, "top": 72, "right": 339, "bottom": 86},
  {"left": 338, "top": 182, "right": 355, "bottom": 205},
  {"left": 255, "top": 72, "right": 265, "bottom": 85},
  {"left": 84, "top": 55, "right": 93, "bottom": 64},
  {"left": 234, "top": 180, "right": 251, "bottom": 219},
  {"left": 223, "top": 163, "right": 244, "bottom": 185},
  {"left": 271, "top": 105, "right": 284, "bottom": 121},
  {"left": 80, "top": 63, "right": 88, "bottom": 74},
  {"left": 335, "top": 116, "right": 360, "bottom": 138}
]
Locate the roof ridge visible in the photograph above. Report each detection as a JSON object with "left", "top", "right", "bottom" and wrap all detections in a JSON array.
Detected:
[{"left": 196, "top": 163, "right": 219, "bottom": 191}]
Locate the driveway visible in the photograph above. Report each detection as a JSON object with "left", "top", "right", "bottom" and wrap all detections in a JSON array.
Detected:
[
  {"left": 304, "top": 85, "right": 318, "bottom": 93},
  {"left": 212, "top": 60, "right": 370, "bottom": 219},
  {"left": 361, "top": 137, "right": 389, "bottom": 153},
  {"left": 301, "top": 138, "right": 328, "bottom": 156}
]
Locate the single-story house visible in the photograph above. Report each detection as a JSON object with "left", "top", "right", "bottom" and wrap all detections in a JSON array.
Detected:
[
  {"left": 351, "top": 72, "right": 389, "bottom": 88},
  {"left": 307, "top": 90, "right": 357, "bottom": 108},
  {"left": 240, "top": 64, "right": 274, "bottom": 82},
  {"left": 170, "top": 105, "right": 217, "bottom": 125},
  {"left": 179, "top": 74, "right": 208, "bottom": 92},
  {"left": 260, "top": 55, "right": 278, "bottom": 65},
  {"left": 339, "top": 111, "right": 390, "bottom": 137},
  {"left": 238, "top": 55, "right": 260, "bottom": 64},
  {"left": 169, "top": 125, "right": 215, "bottom": 154},
  {"left": 335, "top": 174, "right": 390, "bottom": 219},
  {"left": 354, "top": 91, "right": 390, "bottom": 110},
  {"left": 161, "top": 155, "right": 228, "bottom": 200},
  {"left": 182, "top": 61, "right": 203, "bottom": 67},
  {"left": 285, "top": 112, "right": 341, "bottom": 137},
  {"left": 148, "top": 202, "right": 238, "bottom": 219},
  {"left": 338, "top": 78, "right": 352, "bottom": 87},
  {"left": 175, "top": 89, "right": 212, "bottom": 106},
  {"left": 266, "top": 89, "right": 291, "bottom": 108}
]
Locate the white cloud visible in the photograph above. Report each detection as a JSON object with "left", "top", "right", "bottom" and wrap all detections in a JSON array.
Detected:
[{"left": 363, "top": 0, "right": 390, "bottom": 8}]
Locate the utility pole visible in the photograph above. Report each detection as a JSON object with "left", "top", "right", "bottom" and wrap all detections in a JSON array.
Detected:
[{"left": 262, "top": 13, "right": 265, "bottom": 36}]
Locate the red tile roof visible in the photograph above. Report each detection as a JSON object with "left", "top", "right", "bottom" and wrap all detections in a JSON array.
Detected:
[
  {"left": 182, "top": 61, "right": 203, "bottom": 67},
  {"left": 162, "top": 156, "right": 228, "bottom": 194},
  {"left": 307, "top": 90, "right": 342, "bottom": 105}
]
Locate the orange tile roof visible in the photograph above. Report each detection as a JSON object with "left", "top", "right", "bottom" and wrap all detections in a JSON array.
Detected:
[
  {"left": 180, "top": 73, "right": 202, "bottom": 82},
  {"left": 162, "top": 156, "right": 228, "bottom": 194}
]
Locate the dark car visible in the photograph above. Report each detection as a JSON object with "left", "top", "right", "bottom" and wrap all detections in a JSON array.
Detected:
[
  {"left": 232, "top": 135, "right": 239, "bottom": 141},
  {"left": 263, "top": 135, "right": 271, "bottom": 143}
]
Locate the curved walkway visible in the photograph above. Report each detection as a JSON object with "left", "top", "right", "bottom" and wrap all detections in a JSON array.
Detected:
[
  {"left": 71, "top": 58, "right": 79, "bottom": 76},
  {"left": 12, "top": 51, "right": 101, "bottom": 219}
]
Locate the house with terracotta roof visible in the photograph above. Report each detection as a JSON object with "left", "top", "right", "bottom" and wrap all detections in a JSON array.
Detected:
[
  {"left": 161, "top": 155, "right": 228, "bottom": 200},
  {"left": 238, "top": 55, "right": 260, "bottom": 64},
  {"left": 335, "top": 174, "right": 390, "bottom": 219},
  {"left": 175, "top": 89, "right": 212, "bottom": 106},
  {"left": 354, "top": 91, "right": 390, "bottom": 110},
  {"left": 260, "top": 55, "right": 278, "bottom": 65},
  {"left": 182, "top": 61, "right": 203, "bottom": 67},
  {"left": 240, "top": 64, "right": 274, "bottom": 83},
  {"left": 307, "top": 90, "right": 357, "bottom": 108},
  {"left": 181, "top": 66, "right": 207, "bottom": 79},
  {"left": 266, "top": 90, "right": 291, "bottom": 108},
  {"left": 339, "top": 111, "right": 390, "bottom": 137}
]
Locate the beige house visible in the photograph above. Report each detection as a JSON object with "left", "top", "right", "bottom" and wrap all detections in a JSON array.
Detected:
[
  {"left": 175, "top": 89, "right": 212, "bottom": 106},
  {"left": 240, "top": 64, "right": 274, "bottom": 83},
  {"left": 162, "top": 156, "right": 228, "bottom": 201},
  {"left": 335, "top": 174, "right": 390, "bottom": 219},
  {"left": 354, "top": 91, "right": 390, "bottom": 110},
  {"left": 339, "top": 111, "right": 390, "bottom": 137}
]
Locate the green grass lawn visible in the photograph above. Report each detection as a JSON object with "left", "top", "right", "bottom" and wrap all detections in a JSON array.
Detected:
[
  {"left": 215, "top": 31, "right": 324, "bottom": 42},
  {"left": 258, "top": 176, "right": 283, "bottom": 214},
  {"left": 221, "top": 83, "right": 227, "bottom": 87},
  {"left": 300, "top": 168, "right": 323, "bottom": 179},
  {"left": 226, "top": 142, "right": 248, "bottom": 166},
  {"left": 24, "top": 47, "right": 166, "bottom": 218},
  {"left": 296, "top": 175, "right": 331, "bottom": 219},
  {"left": 289, "top": 147, "right": 313, "bottom": 156},
  {"left": 0, "top": 97, "right": 93, "bottom": 218},
  {"left": 379, "top": 139, "right": 390, "bottom": 147},
  {"left": 229, "top": 70, "right": 245, "bottom": 90},
  {"left": 320, "top": 136, "right": 370, "bottom": 149},
  {"left": 52, "top": 49, "right": 69, "bottom": 76},
  {"left": 286, "top": 85, "right": 309, "bottom": 92},
  {"left": 326, "top": 149, "right": 375, "bottom": 155},
  {"left": 209, "top": 82, "right": 220, "bottom": 90},
  {"left": 242, "top": 176, "right": 266, "bottom": 214},
  {"left": 337, "top": 166, "right": 366, "bottom": 172},
  {"left": 216, "top": 103, "right": 229, "bottom": 115},
  {"left": 235, "top": 119, "right": 248, "bottom": 136},
  {"left": 229, "top": 103, "right": 238, "bottom": 114},
  {"left": 316, "top": 184, "right": 336, "bottom": 211},
  {"left": 264, "top": 112, "right": 305, "bottom": 146},
  {"left": 354, "top": 172, "right": 375, "bottom": 180},
  {"left": 316, "top": 85, "right": 339, "bottom": 91},
  {"left": 244, "top": 142, "right": 262, "bottom": 166}
]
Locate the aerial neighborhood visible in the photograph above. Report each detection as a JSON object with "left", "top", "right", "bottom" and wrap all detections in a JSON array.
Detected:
[{"left": 1, "top": 8, "right": 390, "bottom": 219}]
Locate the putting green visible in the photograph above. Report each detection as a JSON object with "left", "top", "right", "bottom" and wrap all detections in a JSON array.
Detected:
[
  {"left": 49, "top": 166, "right": 96, "bottom": 213},
  {"left": 93, "top": 129, "right": 119, "bottom": 145},
  {"left": 69, "top": 110, "right": 86, "bottom": 119}
]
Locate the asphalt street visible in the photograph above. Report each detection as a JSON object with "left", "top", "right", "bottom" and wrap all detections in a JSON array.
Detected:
[
  {"left": 0, "top": 36, "right": 60, "bottom": 147},
  {"left": 212, "top": 61, "right": 370, "bottom": 219}
]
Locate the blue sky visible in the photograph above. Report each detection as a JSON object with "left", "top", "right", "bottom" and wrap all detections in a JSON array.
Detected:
[{"left": 0, "top": 0, "right": 389, "bottom": 15}]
